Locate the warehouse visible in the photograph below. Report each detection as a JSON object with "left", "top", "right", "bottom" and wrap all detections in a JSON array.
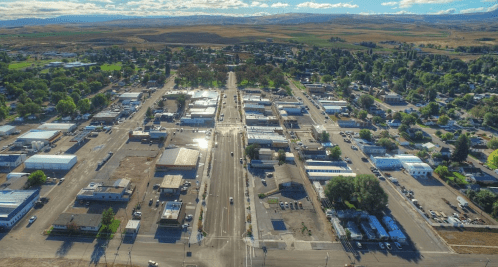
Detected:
[
  {"left": 307, "top": 172, "right": 356, "bottom": 181},
  {"left": 370, "top": 156, "right": 402, "bottom": 170},
  {"left": 37, "top": 123, "right": 77, "bottom": 133},
  {"left": 395, "top": 154, "right": 423, "bottom": 164},
  {"left": 305, "top": 165, "right": 353, "bottom": 173},
  {"left": 92, "top": 110, "right": 122, "bottom": 123},
  {"left": 156, "top": 148, "right": 200, "bottom": 170},
  {"left": 14, "top": 130, "right": 62, "bottom": 147},
  {"left": 0, "top": 125, "right": 17, "bottom": 136},
  {"left": 159, "top": 175, "right": 183, "bottom": 194},
  {"left": 402, "top": 162, "right": 433, "bottom": 177},
  {"left": 0, "top": 190, "right": 40, "bottom": 229},
  {"left": 24, "top": 155, "right": 77, "bottom": 171},
  {"left": 323, "top": 106, "right": 344, "bottom": 114},
  {"left": 0, "top": 154, "right": 27, "bottom": 168},
  {"left": 119, "top": 92, "right": 143, "bottom": 102}
]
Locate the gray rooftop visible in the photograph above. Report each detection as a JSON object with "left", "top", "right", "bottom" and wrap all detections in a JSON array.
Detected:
[{"left": 53, "top": 213, "right": 102, "bottom": 228}]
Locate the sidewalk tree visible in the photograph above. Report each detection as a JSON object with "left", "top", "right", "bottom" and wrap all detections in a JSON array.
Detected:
[
  {"left": 101, "top": 207, "right": 115, "bottom": 231},
  {"left": 359, "top": 129, "right": 372, "bottom": 141},
  {"left": 324, "top": 176, "right": 354, "bottom": 202},
  {"left": 28, "top": 170, "right": 47, "bottom": 186},
  {"left": 245, "top": 143, "right": 260, "bottom": 160},
  {"left": 353, "top": 174, "right": 388, "bottom": 212},
  {"left": 277, "top": 149, "right": 286, "bottom": 163}
]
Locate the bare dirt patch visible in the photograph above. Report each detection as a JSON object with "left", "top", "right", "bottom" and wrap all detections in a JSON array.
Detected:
[
  {"left": 452, "top": 246, "right": 498, "bottom": 255},
  {"left": 280, "top": 209, "right": 331, "bottom": 241},
  {"left": 439, "top": 229, "right": 498, "bottom": 247}
]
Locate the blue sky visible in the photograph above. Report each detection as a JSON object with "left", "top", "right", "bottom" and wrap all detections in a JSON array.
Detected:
[{"left": 0, "top": 0, "right": 497, "bottom": 20}]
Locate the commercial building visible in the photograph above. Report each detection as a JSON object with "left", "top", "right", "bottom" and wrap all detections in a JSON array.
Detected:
[
  {"left": 346, "top": 221, "right": 363, "bottom": 240},
  {"left": 76, "top": 179, "right": 131, "bottom": 202},
  {"left": 250, "top": 160, "right": 278, "bottom": 168},
  {"left": 311, "top": 125, "right": 327, "bottom": 141},
  {"left": 338, "top": 119, "right": 371, "bottom": 128},
  {"left": 149, "top": 131, "right": 168, "bottom": 140},
  {"left": 313, "top": 181, "right": 327, "bottom": 201},
  {"left": 92, "top": 110, "right": 122, "bottom": 123},
  {"left": 245, "top": 114, "right": 279, "bottom": 126},
  {"left": 323, "top": 106, "right": 344, "bottom": 114},
  {"left": 307, "top": 172, "right": 356, "bottom": 181},
  {"left": 0, "top": 125, "right": 17, "bottom": 136},
  {"left": 353, "top": 138, "right": 386, "bottom": 155},
  {"left": 37, "top": 123, "right": 76, "bottom": 133},
  {"left": 119, "top": 92, "right": 143, "bottom": 102},
  {"left": 246, "top": 127, "right": 288, "bottom": 148},
  {"left": 52, "top": 213, "right": 102, "bottom": 233},
  {"left": 158, "top": 201, "right": 185, "bottom": 227},
  {"left": 277, "top": 104, "right": 303, "bottom": 115},
  {"left": 274, "top": 164, "right": 303, "bottom": 190},
  {"left": 125, "top": 220, "right": 141, "bottom": 237},
  {"left": 0, "top": 154, "right": 27, "bottom": 168},
  {"left": 305, "top": 84, "right": 327, "bottom": 94},
  {"left": 380, "top": 93, "right": 402, "bottom": 104},
  {"left": 368, "top": 215, "right": 389, "bottom": 240},
  {"left": 159, "top": 175, "right": 183, "bottom": 194},
  {"left": 0, "top": 190, "right": 40, "bottom": 228},
  {"left": 14, "top": 130, "right": 62, "bottom": 147},
  {"left": 259, "top": 148, "right": 274, "bottom": 160},
  {"left": 156, "top": 148, "right": 200, "bottom": 170},
  {"left": 305, "top": 165, "right": 353, "bottom": 173},
  {"left": 244, "top": 104, "right": 265, "bottom": 113},
  {"left": 403, "top": 162, "right": 433, "bottom": 177},
  {"left": 24, "top": 155, "right": 77, "bottom": 171}
]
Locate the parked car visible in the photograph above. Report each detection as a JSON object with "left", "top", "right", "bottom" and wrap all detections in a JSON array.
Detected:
[
  {"left": 29, "top": 216, "right": 37, "bottom": 224},
  {"left": 385, "top": 242, "right": 392, "bottom": 250},
  {"left": 356, "top": 242, "right": 362, "bottom": 249},
  {"left": 149, "top": 199, "right": 153, "bottom": 205},
  {"left": 229, "top": 197, "right": 233, "bottom": 204}
]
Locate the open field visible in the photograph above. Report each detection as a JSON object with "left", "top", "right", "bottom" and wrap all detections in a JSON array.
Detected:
[
  {"left": 440, "top": 229, "right": 498, "bottom": 254},
  {"left": 0, "top": 23, "right": 497, "bottom": 60}
]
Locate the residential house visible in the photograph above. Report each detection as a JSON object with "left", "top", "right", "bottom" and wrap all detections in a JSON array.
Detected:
[
  {"left": 438, "top": 147, "right": 451, "bottom": 159},
  {"left": 387, "top": 120, "right": 401, "bottom": 127},
  {"left": 460, "top": 167, "right": 498, "bottom": 184},
  {"left": 52, "top": 213, "right": 102, "bottom": 233},
  {"left": 380, "top": 93, "right": 402, "bottom": 104}
]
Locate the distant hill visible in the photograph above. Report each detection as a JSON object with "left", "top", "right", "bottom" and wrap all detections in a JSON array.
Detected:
[{"left": 0, "top": 11, "right": 497, "bottom": 28}]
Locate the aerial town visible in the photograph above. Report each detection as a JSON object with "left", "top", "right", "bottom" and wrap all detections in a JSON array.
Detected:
[{"left": 1, "top": 37, "right": 498, "bottom": 267}]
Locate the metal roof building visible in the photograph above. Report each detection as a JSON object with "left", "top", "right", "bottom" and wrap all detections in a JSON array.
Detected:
[
  {"left": 368, "top": 215, "right": 389, "bottom": 240},
  {"left": 307, "top": 172, "right": 356, "bottom": 181},
  {"left": 37, "top": 123, "right": 76, "bottom": 133},
  {"left": 0, "top": 125, "right": 16, "bottom": 136},
  {"left": 160, "top": 175, "right": 183, "bottom": 194},
  {"left": 346, "top": 221, "right": 363, "bottom": 240},
  {"left": 305, "top": 165, "right": 353, "bottom": 173},
  {"left": 0, "top": 190, "right": 39, "bottom": 228},
  {"left": 119, "top": 92, "right": 143, "bottom": 101},
  {"left": 0, "top": 154, "right": 27, "bottom": 168},
  {"left": 52, "top": 213, "right": 102, "bottom": 232},
  {"left": 402, "top": 162, "right": 433, "bottom": 177},
  {"left": 156, "top": 148, "right": 200, "bottom": 170},
  {"left": 24, "top": 155, "right": 77, "bottom": 170},
  {"left": 15, "top": 130, "right": 62, "bottom": 146}
]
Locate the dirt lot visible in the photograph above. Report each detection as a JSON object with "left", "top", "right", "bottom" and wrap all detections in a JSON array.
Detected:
[
  {"left": 452, "top": 246, "right": 498, "bottom": 254},
  {"left": 280, "top": 209, "right": 329, "bottom": 242},
  {"left": 440, "top": 229, "right": 498, "bottom": 254}
]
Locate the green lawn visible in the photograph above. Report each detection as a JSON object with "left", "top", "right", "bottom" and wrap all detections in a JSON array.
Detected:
[
  {"left": 96, "top": 219, "right": 120, "bottom": 239},
  {"left": 9, "top": 59, "right": 63, "bottom": 70},
  {"left": 100, "top": 62, "right": 123, "bottom": 71}
]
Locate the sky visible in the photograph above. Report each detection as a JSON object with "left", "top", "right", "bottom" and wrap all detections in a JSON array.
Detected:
[{"left": 0, "top": 0, "right": 497, "bottom": 20}]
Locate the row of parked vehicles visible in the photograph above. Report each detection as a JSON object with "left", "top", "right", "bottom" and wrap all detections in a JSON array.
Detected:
[{"left": 356, "top": 241, "right": 402, "bottom": 250}]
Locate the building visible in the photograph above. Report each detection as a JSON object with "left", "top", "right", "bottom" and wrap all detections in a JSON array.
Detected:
[
  {"left": 0, "top": 190, "right": 39, "bottom": 229},
  {"left": 0, "top": 125, "right": 17, "bottom": 136},
  {"left": 305, "top": 165, "right": 353, "bottom": 173},
  {"left": 346, "top": 221, "right": 363, "bottom": 240},
  {"left": 387, "top": 120, "right": 401, "bottom": 127},
  {"left": 92, "top": 110, "right": 122, "bottom": 123},
  {"left": 323, "top": 106, "right": 344, "bottom": 114},
  {"left": 156, "top": 148, "right": 200, "bottom": 170},
  {"left": 402, "top": 162, "right": 433, "bottom": 177},
  {"left": 158, "top": 201, "right": 185, "bottom": 227},
  {"left": 368, "top": 215, "right": 389, "bottom": 240},
  {"left": 382, "top": 216, "right": 407, "bottom": 243},
  {"left": 460, "top": 167, "right": 498, "bottom": 184},
  {"left": 274, "top": 164, "right": 303, "bottom": 191},
  {"left": 147, "top": 80, "right": 158, "bottom": 87},
  {"left": 259, "top": 148, "right": 274, "bottom": 160},
  {"left": 125, "top": 220, "right": 141, "bottom": 237},
  {"left": 370, "top": 156, "right": 402, "bottom": 170},
  {"left": 159, "top": 175, "right": 183, "bottom": 194},
  {"left": 380, "top": 93, "right": 402, "bottom": 104},
  {"left": 250, "top": 160, "right": 278, "bottom": 168},
  {"left": 305, "top": 84, "right": 326, "bottom": 94},
  {"left": 0, "top": 154, "right": 27, "bottom": 168},
  {"left": 353, "top": 138, "right": 386, "bottom": 155},
  {"left": 52, "top": 213, "right": 102, "bottom": 233},
  {"left": 244, "top": 104, "right": 265, "bottom": 113},
  {"left": 438, "top": 147, "right": 452, "bottom": 159},
  {"left": 24, "top": 155, "right": 77, "bottom": 171},
  {"left": 277, "top": 104, "right": 303, "bottom": 115},
  {"left": 311, "top": 125, "right": 327, "bottom": 141},
  {"left": 307, "top": 172, "right": 356, "bottom": 181},
  {"left": 313, "top": 181, "right": 327, "bottom": 201},
  {"left": 37, "top": 123, "right": 76, "bottom": 133},
  {"left": 14, "top": 130, "right": 62, "bottom": 147},
  {"left": 245, "top": 114, "right": 279, "bottom": 126},
  {"left": 149, "top": 131, "right": 168, "bottom": 140},
  {"left": 76, "top": 179, "right": 131, "bottom": 202},
  {"left": 119, "top": 92, "right": 143, "bottom": 102},
  {"left": 338, "top": 119, "right": 371, "bottom": 128}
]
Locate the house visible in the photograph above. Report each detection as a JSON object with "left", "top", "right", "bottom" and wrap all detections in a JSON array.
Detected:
[
  {"left": 423, "top": 119, "right": 438, "bottom": 126},
  {"left": 470, "top": 137, "right": 484, "bottom": 147},
  {"left": 387, "top": 120, "right": 401, "bottom": 127},
  {"left": 52, "top": 213, "right": 102, "bottom": 233},
  {"left": 460, "top": 167, "right": 498, "bottom": 184},
  {"left": 76, "top": 179, "right": 132, "bottom": 202},
  {"left": 421, "top": 142, "right": 437, "bottom": 151},
  {"left": 380, "top": 93, "right": 402, "bottom": 104},
  {"left": 438, "top": 147, "right": 451, "bottom": 159}
]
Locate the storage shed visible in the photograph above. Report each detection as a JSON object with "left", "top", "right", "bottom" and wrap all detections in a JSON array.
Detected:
[
  {"left": 0, "top": 125, "right": 17, "bottom": 136},
  {"left": 24, "top": 155, "right": 77, "bottom": 170}
]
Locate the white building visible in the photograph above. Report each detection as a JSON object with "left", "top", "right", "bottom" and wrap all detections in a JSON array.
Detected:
[
  {"left": 0, "top": 154, "right": 27, "bottom": 168},
  {"left": 0, "top": 190, "right": 39, "bottom": 228},
  {"left": 0, "top": 125, "right": 17, "bottom": 136},
  {"left": 307, "top": 172, "right": 356, "bottom": 181},
  {"left": 37, "top": 123, "right": 76, "bottom": 133},
  {"left": 14, "top": 130, "right": 62, "bottom": 147},
  {"left": 24, "top": 155, "right": 77, "bottom": 170},
  {"left": 402, "top": 162, "right": 433, "bottom": 177}
]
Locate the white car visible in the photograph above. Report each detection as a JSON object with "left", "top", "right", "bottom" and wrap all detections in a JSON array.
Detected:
[
  {"left": 29, "top": 216, "right": 37, "bottom": 224},
  {"left": 379, "top": 242, "right": 385, "bottom": 249},
  {"left": 229, "top": 197, "right": 233, "bottom": 204}
]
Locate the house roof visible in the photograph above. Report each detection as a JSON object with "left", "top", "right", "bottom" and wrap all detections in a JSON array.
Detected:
[
  {"left": 53, "top": 213, "right": 102, "bottom": 228},
  {"left": 439, "top": 147, "right": 451, "bottom": 153}
]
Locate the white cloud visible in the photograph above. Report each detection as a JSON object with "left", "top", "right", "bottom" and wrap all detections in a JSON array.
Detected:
[
  {"left": 270, "top": 2, "right": 288, "bottom": 8},
  {"left": 251, "top": 1, "right": 269, "bottom": 7},
  {"left": 87, "top": 0, "right": 113, "bottom": 3},
  {"left": 381, "top": 2, "right": 398, "bottom": 6},
  {"left": 251, "top": 1, "right": 261, "bottom": 6},
  {"left": 260, "top": 3, "right": 269, "bottom": 7},
  {"left": 105, "top": 4, "right": 115, "bottom": 9},
  {"left": 385, "top": 10, "right": 414, "bottom": 14},
  {"left": 252, "top": 11, "right": 270, "bottom": 16},
  {"left": 488, "top": 4, "right": 498, "bottom": 11},
  {"left": 429, "top": 8, "right": 456, "bottom": 14},
  {"left": 460, "top": 7, "right": 485, "bottom": 13},
  {"left": 296, "top": 2, "right": 359, "bottom": 9},
  {"left": 399, "top": 0, "right": 460, "bottom": 8},
  {"left": 481, "top": 0, "right": 496, "bottom": 2},
  {"left": 359, "top": 12, "right": 378, "bottom": 15}
]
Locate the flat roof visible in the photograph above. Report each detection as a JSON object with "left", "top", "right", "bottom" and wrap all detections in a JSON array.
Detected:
[
  {"left": 160, "top": 175, "right": 183, "bottom": 189},
  {"left": 404, "top": 162, "right": 432, "bottom": 170},
  {"left": 0, "top": 154, "right": 24, "bottom": 163},
  {"left": 17, "top": 130, "right": 60, "bottom": 140},
  {"left": 0, "top": 190, "right": 39, "bottom": 218},
  {"left": 157, "top": 148, "right": 199, "bottom": 167},
  {"left": 307, "top": 172, "right": 357, "bottom": 177},
  {"left": 161, "top": 201, "right": 182, "bottom": 220},
  {"left": 38, "top": 123, "right": 76, "bottom": 131},
  {"left": 0, "top": 125, "right": 16, "bottom": 132},
  {"left": 120, "top": 92, "right": 142, "bottom": 98},
  {"left": 305, "top": 166, "right": 352, "bottom": 172},
  {"left": 125, "top": 220, "right": 140, "bottom": 230},
  {"left": 25, "top": 155, "right": 77, "bottom": 164}
]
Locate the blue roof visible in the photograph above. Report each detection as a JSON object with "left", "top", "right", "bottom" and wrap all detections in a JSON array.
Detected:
[
  {"left": 245, "top": 104, "right": 264, "bottom": 109},
  {"left": 368, "top": 215, "right": 389, "bottom": 238},
  {"left": 321, "top": 142, "right": 333, "bottom": 147},
  {"left": 0, "top": 154, "right": 23, "bottom": 163}
]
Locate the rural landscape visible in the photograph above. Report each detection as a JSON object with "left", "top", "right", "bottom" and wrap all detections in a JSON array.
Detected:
[{"left": 1, "top": 6, "right": 498, "bottom": 267}]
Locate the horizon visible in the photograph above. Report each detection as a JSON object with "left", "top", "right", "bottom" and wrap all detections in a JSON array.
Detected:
[{"left": 0, "top": 0, "right": 497, "bottom": 21}]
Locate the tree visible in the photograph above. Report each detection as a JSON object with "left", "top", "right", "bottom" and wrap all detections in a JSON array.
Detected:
[
  {"left": 416, "top": 150, "right": 429, "bottom": 159},
  {"left": 377, "top": 138, "right": 397, "bottom": 150},
  {"left": 322, "top": 74, "right": 333, "bottom": 83},
  {"left": 359, "top": 129, "right": 372, "bottom": 141},
  {"left": 358, "top": 110, "right": 368, "bottom": 120},
  {"left": 28, "top": 170, "right": 47, "bottom": 186},
  {"left": 379, "top": 130, "right": 390, "bottom": 139},
  {"left": 329, "top": 146, "right": 342, "bottom": 160},
  {"left": 324, "top": 176, "right": 354, "bottom": 202},
  {"left": 101, "top": 207, "right": 115, "bottom": 231},
  {"left": 451, "top": 134, "right": 470, "bottom": 162},
  {"left": 91, "top": 93, "right": 107, "bottom": 109},
  {"left": 146, "top": 107, "right": 153, "bottom": 118},
  {"left": 434, "top": 165, "right": 450, "bottom": 178},
  {"left": 471, "top": 190, "right": 497, "bottom": 213},
  {"left": 77, "top": 99, "right": 91, "bottom": 114},
  {"left": 358, "top": 94, "right": 375, "bottom": 109},
  {"left": 372, "top": 116, "right": 383, "bottom": 125},
  {"left": 89, "top": 81, "right": 102, "bottom": 93},
  {"left": 353, "top": 174, "right": 388, "bottom": 213},
  {"left": 320, "top": 131, "right": 330, "bottom": 142},
  {"left": 277, "top": 149, "right": 286, "bottom": 163},
  {"left": 158, "top": 100, "right": 165, "bottom": 108},
  {"left": 56, "top": 97, "right": 76, "bottom": 116},
  {"left": 245, "top": 144, "right": 260, "bottom": 160},
  {"left": 487, "top": 138, "right": 498, "bottom": 149},
  {"left": 176, "top": 94, "right": 186, "bottom": 108},
  {"left": 438, "top": 115, "right": 450, "bottom": 126}
]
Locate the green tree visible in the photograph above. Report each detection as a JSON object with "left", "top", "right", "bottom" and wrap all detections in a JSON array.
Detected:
[
  {"left": 472, "top": 190, "right": 497, "bottom": 213},
  {"left": 434, "top": 165, "right": 450, "bottom": 178},
  {"left": 377, "top": 138, "right": 397, "bottom": 150},
  {"left": 320, "top": 131, "right": 330, "bottom": 142},
  {"left": 158, "top": 100, "right": 165, "bottom": 108},
  {"left": 176, "top": 94, "right": 186, "bottom": 108},
  {"left": 358, "top": 110, "right": 368, "bottom": 120},
  {"left": 245, "top": 143, "right": 260, "bottom": 160},
  {"left": 28, "top": 170, "right": 47, "bottom": 186},
  {"left": 487, "top": 138, "right": 498, "bottom": 149},
  {"left": 451, "top": 134, "right": 470, "bottom": 162},
  {"left": 91, "top": 93, "right": 107, "bottom": 109},
  {"left": 359, "top": 129, "right": 372, "bottom": 141},
  {"left": 438, "top": 115, "right": 450, "bottom": 126},
  {"left": 353, "top": 174, "right": 388, "bottom": 213},
  {"left": 101, "top": 207, "right": 115, "bottom": 231},
  {"left": 146, "top": 107, "right": 153, "bottom": 118},
  {"left": 358, "top": 94, "right": 375, "bottom": 109},
  {"left": 324, "top": 176, "right": 354, "bottom": 202},
  {"left": 322, "top": 74, "right": 333, "bottom": 83},
  {"left": 329, "top": 146, "right": 342, "bottom": 160},
  {"left": 372, "top": 116, "right": 383, "bottom": 125},
  {"left": 77, "top": 99, "right": 91, "bottom": 114},
  {"left": 379, "top": 130, "right": 390, "bottom": 139},
  {"left": 277, "top": 149, "right": 286, "bottom": 163},
  {"left": 89, "top": 81, "right": 102, "bottom": 93},
  {"left": 56, "top": 97, "right": 76, "bottom": 116}
]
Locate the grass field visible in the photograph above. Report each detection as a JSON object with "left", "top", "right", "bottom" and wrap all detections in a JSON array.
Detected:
[
  {"left": 100, "top": 62, "right": 123, "bottom": 71},
  {"left": 8, "top": 59, "right": 54, "bottom": 70}
]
